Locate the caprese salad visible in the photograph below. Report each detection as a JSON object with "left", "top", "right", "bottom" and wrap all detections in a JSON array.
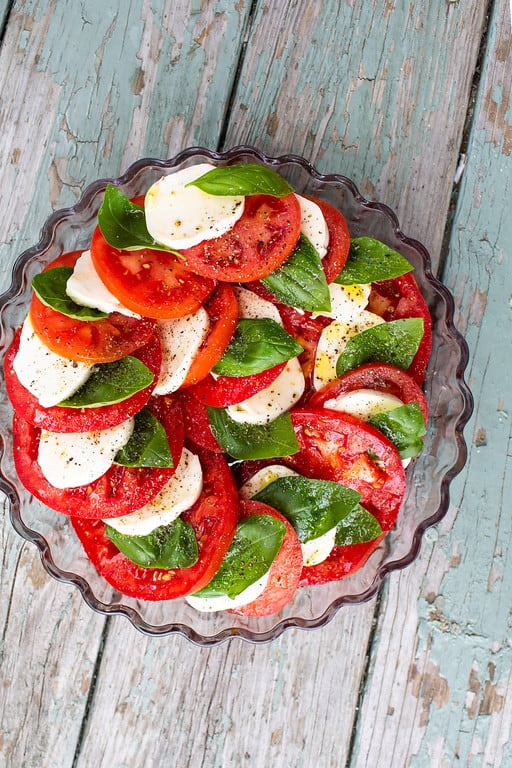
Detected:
[{"left": 3, "top": 161, "right": 432, "bottom": 616}]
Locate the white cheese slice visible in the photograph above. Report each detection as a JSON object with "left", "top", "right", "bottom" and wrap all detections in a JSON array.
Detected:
[
  {"left": 65, "top": 250, "right": 141, "bottom": 318},
  {"left": 185, "top": 571, "right": 270, "bottom": 613},
  {"left": 226, "top": 357, "right": 305, "bottom": 425},
  {"left": 12, "top": 315, "right": 94, "bottom": 408},
  {"left": 301, "top": 526, "right": 338, "bottom": 566},
  {"left": 312, "top": 282, "right": 371, "bottom": 321},
  {"left": 233, "top": 285, "right": 283, "bottom": 324},
  {"left": 153, "top": 308, "right": 210, "bottom": 394},
  {"left": 313, "top": 310, "right": 385, "bottom": 390},
  {"left": 239, "top": 464, "right": 299, "bottom": 500},
  {"left": 104, "top": 448, "right": 203, "bottom": 537},
  {"left": 38, "top": 418, "right": 134, "bottom": 488},
  {"left": 144, "top": 163, "right": 245, "bottom": 250},
  {"left": 295, "top": 194, "right": 329, "bottom": 258}
]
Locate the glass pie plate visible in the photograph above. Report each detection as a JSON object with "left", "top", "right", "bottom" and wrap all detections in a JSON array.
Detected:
[{"left": 0, "top": 146, "right": 473, "bottom": 645}]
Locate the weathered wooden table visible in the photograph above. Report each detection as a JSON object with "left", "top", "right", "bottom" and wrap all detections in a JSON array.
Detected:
[{"left": 1, "top": 1, "right": 510, "bottom": 765}]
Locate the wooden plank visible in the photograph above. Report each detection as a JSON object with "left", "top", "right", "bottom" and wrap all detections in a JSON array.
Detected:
[
  {"left": 349, "top": 2, "right": 512, "bottom": 765},
  {"left": 223, "top": 0, "right": 488, "bottom": 270}
]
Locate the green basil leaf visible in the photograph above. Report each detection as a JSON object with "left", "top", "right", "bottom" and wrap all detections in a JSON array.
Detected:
[
  {"left": 59, "top": 356, "right": 154, "bottom": 408},
  {"left": 207, "top": 407, "right": 299, "bottom": 460},
  {"left": 368, "top": 402, "right": 426, "bottom": 459},
  {"left": 98, "top": 184, "right": 180, "bottom": 254},
  {"left": 336, "top": 318, "right": 424, "bottom": 376},
  {"left": 334, "top": 504, "right": 382, "bottom": 546},
  {"left": 105, "top": 518, "right": 198, "bottom": 569},
  {"left": 187, "top": 164, "right": 294, "bottom": 197},
  {"left": 193, "top": 514, "right": 286, "bottom": 599},
  {"left": 335, "top": 237, "right": 413, "bottom": 284},
  {"left": 32, "top": 267, "right": 108, "bottom": 321},
  {"left": 114, "top": 408, "right": 173, "bottom": 468},
  {"left": 253, "top": 476, "right": 361, "bottom": 543},
  {"left": 261, "top": 234, "right": 331, "bottom": 312},
  {"left": 212, "top": 318, "right": 303, "bottom": 377}
]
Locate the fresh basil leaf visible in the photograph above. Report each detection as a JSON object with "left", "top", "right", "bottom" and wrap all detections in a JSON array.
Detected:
[
  {"left": 368, "top": 402, "right": 426, "bottom": 459},
  {"left": 59, "top": 356, "right": 154, "bottom": 408},
  {"left": 98, "top": 184, "right": 179, "bottom": 254},
  {"left": 114, "top": 408, "right": 173, "bottom": 468},
  {"left": 105, "top": 518, "right": 198, "bottom": 569},
  {"left": 335, "top": 237, "right": 413, "bottom": 284},
  {"left": 261, "top": 234, "right": 331, "bottom": 312},
  {"left": 335, "top": 504, "right": 382, "bottom": 546},
  {"left": 187, "top": 164, "right": 294, "bottom": 197},
  {"left": 253, "top": 476, "right": 361, "bottom": 543},
  {"left": 336, "top": 318, "right": 424, "bottom": 376},
  {"left": 207, "top": 407, "right": 299, "bottom": 460},
  {"left": 32, "top": 267, "right": 109, "bottom": 321},
  {"left": 212, "top": 318, "right": 303, "bottom": 377},
  {"left": 192, "top": 514, "right": 286, "bottom": 599}
]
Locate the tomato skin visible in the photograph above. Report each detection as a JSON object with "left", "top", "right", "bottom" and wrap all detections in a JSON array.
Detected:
[
  {"left": 179, "top": 193, "right": 302, "bottom": 282},
  {"left": 307, "top": 362, "right": 428, "bottom": 423},
  {"left": 304, "top": 196, "right": 351, "bottom": 283},
  {"left": 367, "top": 272, "right": 432, "bottom": 384},
  {"left": 28, "top": 251, "right": 157, "bottom": 363},
  {"left": 229, "top": 500, "right": 303, "bottom": 617},
  {"left": 186, "top": 362, "right": 286, "bottom": 407},
  {"left": 286, "top": 408, "right": 405, "bottom": 530},
  {"left": 71, "top": 448, "right": 240, "bottom": 600},
  {"left": 180, "top": 282, "right": 239, "bottom": 387},
  {"left": 176, "top": 390, "right": 223, "bottom": 454},
  {"left": 12, "top": 395, "right": 184, "bottom": 519},
  {"left": 4, "top": 327, "right": 162, "bottom": 433},
  {"left": 90, "top": 228, "right": 216, "bottom": 319}
]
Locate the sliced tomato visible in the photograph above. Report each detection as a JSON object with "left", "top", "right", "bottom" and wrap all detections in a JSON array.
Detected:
[
  {"left": 89, "top": 228, "right": 216, "bottom": 319},
  {"left": 12, "top": 395, "right": 184, "bottom": 519},
  {"left": 286, "top": 408, "right": 405, "bottom": 530},
  {"left": 186, "top": 362, "right": 286, "bottom": 407},
  {"left": 307, "top": 362, "right": 428, "bottom": 423},
  {"left": 180, "top": 282, "right": 239, "bottom": 387},
  {"left": 179, "top": 193, "right": 302, "bottom": 282},
  {"left": 367, "top": 272, "right": 432, "bottom": 383},
  {"left": 304, "top": 196, "right": 351, "bottom": 282},
  {"left": 4, "top": 327, "right": 162, "bottom": 433},
  {"left": 280, "top": 305, "right": 331, "bottom": 394},
  {"left": 71, "top": 448, "right": 240, "bottom": 600},
  {"left": 29, "top": 251, "right": 157, "bottom": 362},
  {"left": 176, "top": 390, "right": 223, "bottom": 454},
  {"left": 229, "top": 500, "right": 303, "bottom": 617}
]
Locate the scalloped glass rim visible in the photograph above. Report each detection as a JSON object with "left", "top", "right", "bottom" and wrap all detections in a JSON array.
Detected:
[{"left": 0, "top": 146, "right": 473, "bottom": 646}]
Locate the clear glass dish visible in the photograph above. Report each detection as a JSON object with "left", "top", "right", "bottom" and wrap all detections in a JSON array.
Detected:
[{"left": 0, "top": 146, "right": 473, "bottom": 645}]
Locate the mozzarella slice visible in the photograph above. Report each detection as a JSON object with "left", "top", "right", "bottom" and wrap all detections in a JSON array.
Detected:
[
  {"left": 302, "top": 527, "right": 338, "bottom": 566},
  {"left": 323, "top": 388, "right": 404, "bottom": 420},
  {"left": 185, "top": 571, "right": 270, "bottom": 613},
  {"left": 145, "top": 163, "right": 245, "bottom": 250},
  {"left": 239, "top": 464, "right": 298, "bottom": 500},
  {"left": 38, "top": 418, "right": 134, "bottom": 488},
  {"left": 295, "top": 194, "right": 329, "bottom": 258},
  {"left": 153, "top": 308, "right": 210, "bottom": 394},
  {"left": 104, "top": 448, "right": 203, "bottom": 536},
  {"left": 234, "top": 285, "right": 283, "bottom": 324},
  {"left": 65, "top": 250, "right": 140, "bottom": 318},
  {"left": 226, "top": 357, "right": 305, "bottom": 425},
  {"left": 312, "top": 282, "right": 371, "bottom": 321},
  {"left": 313, "top": 310, "right": 385, "bottom": 390},
  {"left": 12, "top": 315, "right": 94, "bottom": 407}
]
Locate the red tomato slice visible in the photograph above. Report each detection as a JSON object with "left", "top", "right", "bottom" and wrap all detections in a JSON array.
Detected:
[
  {"left": 12, "top": 395, "right": 184, "bottom": 519},
  {"left": 176, "top": 390, "right": 223, "bottom": 454},
  {"left": 29, "top": 251, "right": 157, "bottom": 363},
  {"left": 304, "top": 196, "right": 351, "bottom": 283},
  {"left": 307, "top": 362, "right": 428, "bottom": 423},
  {"left": 367, "top": 272, "right": 432, "bottom": 384},
  {"left": 180, "top": 282, "right": 239, "bottom": 387},
  {"left": 229, "top": 500, "right": 303, "bottom": 617},
  {"left": 186, "top": 362, "right": 286, "bottom": 407},
  {"left": 71, "top": 448, "right": 240, "bottom": 600},
  {"left": 179, "top": 193, "right": 302, "bottom": 282},
  {"left": 299, "top": 535, "right": 385, "bottom": 587},
  {"left": 4, "top": 327, "right": 162, "bottom": 433},
  {"left": 89, "top": 228, "right": 216, "bottom": 319},
  {"left": 286, "top": 408, "right": 405, "bottom": 530}
]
